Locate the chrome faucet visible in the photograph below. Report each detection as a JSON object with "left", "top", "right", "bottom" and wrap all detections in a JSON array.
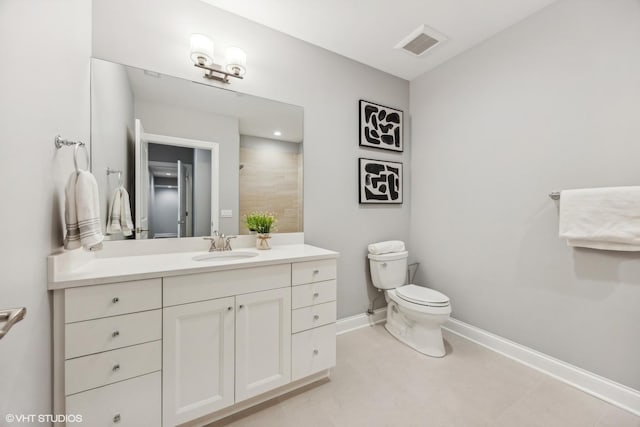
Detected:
[{"left": 204, "top": 231, "right": 237, "bottom": 252}]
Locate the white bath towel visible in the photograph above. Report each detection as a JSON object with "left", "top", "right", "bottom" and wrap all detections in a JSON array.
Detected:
[
  {"left": 63, "top": 172, "right": 81, "bottom": 250},
  {"left": 367, "top": 240, "right": 406, "bottom": 255},
  {"left": 559, "top": 186, "right": 640, "bottom": 251},
  {"left": 75, "top": 171, "right": 104, "bottom": 251}
]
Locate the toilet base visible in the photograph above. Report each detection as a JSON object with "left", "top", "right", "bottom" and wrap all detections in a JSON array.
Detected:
[{"left": 385, "top": 300, "right": 448, "bottom": 358}]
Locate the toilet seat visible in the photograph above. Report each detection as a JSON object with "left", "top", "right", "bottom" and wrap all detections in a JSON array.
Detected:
[{"left": 396, "top": 285, "right": 449, "bottom": 307}]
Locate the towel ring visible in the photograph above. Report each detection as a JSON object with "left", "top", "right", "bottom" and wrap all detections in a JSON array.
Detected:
[{"left": 74, "top": 143, "right": 89, "bottom": 173}]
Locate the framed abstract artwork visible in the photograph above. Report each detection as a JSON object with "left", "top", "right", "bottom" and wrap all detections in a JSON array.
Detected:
[
  {"left": 359, "top": 100, "right": 403, "bottom": 152},
  {"left": 359, "top": 158, "right": 403, "bottom": 204}
]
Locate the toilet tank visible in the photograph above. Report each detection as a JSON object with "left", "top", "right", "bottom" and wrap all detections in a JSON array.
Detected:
[{"left": 368, "top": 251, "right": 408, "bottom": 290}]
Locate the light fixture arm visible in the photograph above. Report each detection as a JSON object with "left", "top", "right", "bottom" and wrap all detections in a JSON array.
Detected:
[{"left": 194, "top": 63, "right": 244, "bottom": 84}]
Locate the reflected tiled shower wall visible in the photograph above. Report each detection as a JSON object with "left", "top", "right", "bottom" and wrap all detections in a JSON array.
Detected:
[{"left": 239, "top": 136, "right": 303, "bottom": 233}]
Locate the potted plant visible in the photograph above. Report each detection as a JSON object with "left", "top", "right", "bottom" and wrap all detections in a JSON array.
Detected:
[{"left": 245, "top": 212, "right": 277, "bottom": 250}]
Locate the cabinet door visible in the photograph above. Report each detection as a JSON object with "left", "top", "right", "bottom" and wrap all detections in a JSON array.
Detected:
[
  {"left": 235, "top": 287, "right": 291, "bottom": 401},
  {"left": 163, "top": 297, "right": 235, "bottom": 426}
]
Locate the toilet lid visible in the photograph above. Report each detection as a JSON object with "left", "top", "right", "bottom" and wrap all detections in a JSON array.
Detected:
[{"left": 396, "top": 285, "right": 450, "bottom": 306}]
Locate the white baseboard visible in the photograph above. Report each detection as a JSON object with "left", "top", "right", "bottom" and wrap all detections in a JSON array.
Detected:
[
  {"left": 443, "top": 318, "right": 640, "bottom": 416},
  {"left": 336, "top": 307, "right": 386, "bottom": 335}
]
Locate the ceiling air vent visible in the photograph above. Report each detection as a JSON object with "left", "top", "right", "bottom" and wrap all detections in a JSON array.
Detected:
[{"left": 395, "top": 24, "right": 447, "bottom": 56}]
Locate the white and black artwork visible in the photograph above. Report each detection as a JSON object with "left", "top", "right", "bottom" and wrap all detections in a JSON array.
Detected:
[
  {"left": 359, "top": 100, "right": 403, "bottom": 152},
  {"left": 359, "top": 158, "right": 403, "bottom": 204}
]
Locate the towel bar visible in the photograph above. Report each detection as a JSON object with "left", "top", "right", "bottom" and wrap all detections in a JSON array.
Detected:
[{"left": 0, "top": 307, "right": 26, "bottom": 340}]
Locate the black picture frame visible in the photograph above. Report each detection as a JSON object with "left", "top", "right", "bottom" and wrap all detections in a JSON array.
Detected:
[
  {"left": 359, "top": 158, "right": 403, "bottom": 204},
  {"left": 359, "top": 100, "right": 403, "bottom": 152}
]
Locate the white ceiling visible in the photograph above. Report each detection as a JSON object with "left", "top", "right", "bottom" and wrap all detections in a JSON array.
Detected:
[
  {"left": 200, "top": 0, "right": 557, "bottom": 80},
  {"left": 125, "top": 66, "right": 304, "bottom": 143}
]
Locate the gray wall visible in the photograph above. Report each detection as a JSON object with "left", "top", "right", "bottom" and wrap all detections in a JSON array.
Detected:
[
  {"left": 91, "top": 59, "right": 134, "bottom": 235},
  {"left": 0, "top": 0, "right": 91, "bottom": 417},
  {"left": 151, "top": 187, "right": 179, "bottom": 237},
  {"left": 410, "top": 0, "right": 640, "bottom": 389},
  {"left": 93, "top": 0, "right": 411, "bottom": 318},
  {"left": 135, "top": 100, "right": 240, "bottom": 234}
]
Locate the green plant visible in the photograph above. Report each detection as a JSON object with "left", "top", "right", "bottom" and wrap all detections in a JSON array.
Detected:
[{"left": 245, "top": 212, "right": 276, "bottom": 234}]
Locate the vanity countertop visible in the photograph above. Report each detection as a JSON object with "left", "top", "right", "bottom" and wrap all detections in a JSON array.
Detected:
[{"left": 48, "top": 244, "right": 339, "bottom": 290}]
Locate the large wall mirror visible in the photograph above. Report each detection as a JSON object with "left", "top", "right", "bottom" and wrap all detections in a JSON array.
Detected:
[{"left": 91, "top": 58, "right": 304, "bottom": 239}]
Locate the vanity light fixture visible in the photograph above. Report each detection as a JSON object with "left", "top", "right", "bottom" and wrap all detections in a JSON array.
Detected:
[{"left": 190, "top": 34, "right": 246, "bottom": 84}]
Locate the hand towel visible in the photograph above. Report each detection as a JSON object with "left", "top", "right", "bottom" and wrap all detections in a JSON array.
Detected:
[
  {"left": 75, "top": 170, "right": 104, "bottom": 251},
  {"left": 106, "top": 187, "right": 134, "bottom": 237},
  {"left": 119, "top": 187, "right": 134, "bottom": 237},
  {"left": 63, "top": 172, "right": 81, "bottom": 250},
  {"left": 368, "top": 240, "right": 406, "bottom": 255},
  {"left": 106, "top": 188, "right": 122, "bottom": 235},
  {"left": 559, "top": 186, "right": 640, "bottom": 251}
]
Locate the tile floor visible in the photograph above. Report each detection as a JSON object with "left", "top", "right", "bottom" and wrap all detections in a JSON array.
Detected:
[{"left": 219, "top": 324, "right": 640, "bottom": 427}]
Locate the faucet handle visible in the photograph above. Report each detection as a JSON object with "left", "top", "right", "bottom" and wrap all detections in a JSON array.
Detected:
[
  {"left": 203, "top": 236, "right": 217, "bottom": 251},
  {"left": 225, "top": 235, "right": 237, "bottom": 250}
]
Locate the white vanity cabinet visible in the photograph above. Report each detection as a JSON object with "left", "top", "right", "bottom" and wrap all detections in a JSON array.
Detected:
[
  {"left": 162, "top": 265, "right": 292, "bottom": 426},
  {"left": 291, "top": 259, "right": 338, "bottom": 381},
  {"left": 55, "top": 278, "right": 163, "bottom": 427},
  {"left": 50, "top": 244, "right": 338, "bottom": 427}
]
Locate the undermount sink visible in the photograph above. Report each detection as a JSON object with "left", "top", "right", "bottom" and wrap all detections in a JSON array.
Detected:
[{"left": 192, "top": 251, "right": 259, "bottom": 262}]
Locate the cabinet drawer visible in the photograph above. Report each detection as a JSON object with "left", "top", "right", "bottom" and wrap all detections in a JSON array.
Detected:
[
  {"left": 292, "top": 280, "right": 336, "bottom": 309},
  {"left": 66, "top": 371, "right": 161, "bottom": 427},
  {"left": 291, "top": 301, "right": 336, "bottom": 333},
  {"left": 65, "top": 278, "right": 161, "bottom": 323},
  {"left": 65, "top": 341, "right": 161, "bottom": 395},
  {"left": 164, "top": 264, "right": 291, "bottom": 306},
  {"left": 292, "top": 323, "right": 336, "bottom": 381},
  {"left": 65, "top": 310, "right": 161, "bottom": 359},
  {"left": 292, "top": 259, "right": 337, "bottom": 286}
]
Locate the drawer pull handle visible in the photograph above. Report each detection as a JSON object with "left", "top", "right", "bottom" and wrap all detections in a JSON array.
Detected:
[
  {"left": 313, "top": 269, "right": 320, "bottom": 274},
  {"left": 112, "top": 330, "right": 120, "bottom": 338},
  {"left": 313, "top": 292, "right": 320, "bottom": 298},
  {"left": 313, "top": 349, "right": 319, "bottom": 355},
  {"left": 112, "top": 364, "right": 120, "bottom": 372},
  {"left": 113, "top": 413, "right": 121, "bottom": 423},
  {"left": 112, "top": 297, "right": 120, "bottom": 303},
  {"left": 313, "top": 315, "right": 320, "bottom": 321}
]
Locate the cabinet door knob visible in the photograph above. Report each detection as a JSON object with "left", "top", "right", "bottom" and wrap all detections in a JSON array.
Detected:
[
  {"left": 313, "top": 314, "right": 320, "bottom": 321},
  {"left": 112, "top": 330, "right": 120, "bottom": 338},
  {"left": 112, "top": 297, "right": 119, "bottom": 303},
  {"left": 227, "top": 306, "right": 233, "bottom": 311},
  {"left": 112, "top": 364, "right": 120, "bottom": 372},
  {"left": 238, "top": 304, "right": 244, "bottom": 309},
  {"left": 113, "top": 413, "right": 121, "bottom": 423},
  {"left": 313, "top": 349, "right": 319, "bottom": 355},
  {"left": 313, "top": 292, "right": 320, "bottom": 298}
]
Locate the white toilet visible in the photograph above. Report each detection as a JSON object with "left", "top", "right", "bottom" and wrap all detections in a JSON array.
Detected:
[{"left": 368, "top": 250, "right": 451, "bottom": 357}]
